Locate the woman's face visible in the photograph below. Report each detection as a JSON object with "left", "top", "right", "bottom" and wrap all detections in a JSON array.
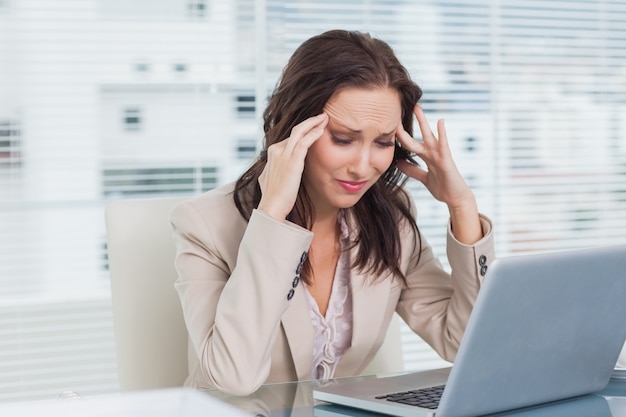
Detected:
[{"left": 303, "top": 87, "right": 402, "bottom": 216}]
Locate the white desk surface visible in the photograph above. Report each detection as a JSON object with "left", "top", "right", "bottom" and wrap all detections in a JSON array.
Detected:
[{"left": 0, "top": 387, "right": 251, "bottom": 417}]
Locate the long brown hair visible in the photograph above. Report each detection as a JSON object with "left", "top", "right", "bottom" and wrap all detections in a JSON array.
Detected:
[{"left": 234, "top": 30, "right": 422, "bottom": 285}]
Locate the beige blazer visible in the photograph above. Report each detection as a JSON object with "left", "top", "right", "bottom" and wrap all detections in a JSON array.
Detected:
[{"left": 171, "top": 182, "right": 495, "bottom": 396}]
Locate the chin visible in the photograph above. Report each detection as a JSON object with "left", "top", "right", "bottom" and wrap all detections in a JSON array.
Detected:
[{"left": 332, "top": 195, "right": 365, "bottom": 210}]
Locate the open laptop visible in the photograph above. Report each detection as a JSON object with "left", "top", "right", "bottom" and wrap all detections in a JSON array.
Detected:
[
  {"left": 313, "top": 393, "right": 613, "bottom": 417},
  {"left": 313, "top": 245, "right": 626, "bottom": 417}
]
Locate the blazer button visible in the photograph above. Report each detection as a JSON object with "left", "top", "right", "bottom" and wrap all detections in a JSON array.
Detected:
[
  {"left": 479, "top": 255, "right": 487, "bottom": 266},
  {"left": 480, "top": 265, "right": 488, "bottom": 276},
  {"left": 292, "top": 276, "right": 300, "bottom": 288},
  {"left": 287, "top": 288, "right": 295, "bottom": 300}
]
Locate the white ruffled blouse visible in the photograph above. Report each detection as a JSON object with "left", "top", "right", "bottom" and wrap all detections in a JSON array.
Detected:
[{"left": 303, "top": 213, "right": 353, "bottom": 380}]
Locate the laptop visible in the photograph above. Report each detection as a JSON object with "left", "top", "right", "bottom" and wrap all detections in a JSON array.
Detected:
[
  {"left": 313, "top": 245, "right": 626, "bottom": 417},
  {"left": 313, "top": 393, "right": 613, "bottom": 417}
]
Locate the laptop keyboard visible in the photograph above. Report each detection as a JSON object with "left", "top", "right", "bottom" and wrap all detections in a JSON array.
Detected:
[{"left": 374, "top": 384, "right": 445, "bottom": 409}]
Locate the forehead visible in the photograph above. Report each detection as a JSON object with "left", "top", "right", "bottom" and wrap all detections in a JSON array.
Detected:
[{"left": 324, "top": 87, "right": 402, "bottom": 132}]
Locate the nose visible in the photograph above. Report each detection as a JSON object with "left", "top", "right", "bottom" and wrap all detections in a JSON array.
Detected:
[{"left": 347, "top": 146, "right": 371, "bottom": 178}]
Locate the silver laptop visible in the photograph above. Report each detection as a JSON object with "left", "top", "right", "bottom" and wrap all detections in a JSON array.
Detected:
[
  {"left": 312, "top": 393, "right": 613, "bottom": 417},
  {"left": 313, "top": 245, "right": 626, "bottom": 417}
]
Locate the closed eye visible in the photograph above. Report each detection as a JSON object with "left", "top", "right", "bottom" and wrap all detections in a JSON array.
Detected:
[
  {"left": 331, "top": 136, "right": 353, "bottom": 146},
  {"left": 376, "top": 141, "right": 395, "bottom": 148}
]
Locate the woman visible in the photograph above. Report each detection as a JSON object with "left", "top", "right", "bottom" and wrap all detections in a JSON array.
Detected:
[{"left": 172, "top": 29, "right": 495, "bottom": 396}]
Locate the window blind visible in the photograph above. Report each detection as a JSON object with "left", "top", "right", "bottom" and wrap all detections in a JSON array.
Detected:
[{"left": 1, "top": 0, "right": 625, "bottom": 402}]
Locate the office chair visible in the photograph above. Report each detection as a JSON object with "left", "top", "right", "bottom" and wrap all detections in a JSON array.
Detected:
[
  {"left": 361, "top": 312, "right": 405, "bottom": 375},
  {"left": 105, "top": 196, "right": 188, "bottom": 391},
  {"left": 105, "top": 195, "right": 404, "bottom": 391}
]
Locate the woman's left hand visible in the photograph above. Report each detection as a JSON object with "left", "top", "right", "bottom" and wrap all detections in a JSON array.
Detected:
[
  {"left": 396, "top": 105, "right": 483, "bottom": 244},
  {"left": 395, "top": 105, "right": 473, "bottom": 209}
]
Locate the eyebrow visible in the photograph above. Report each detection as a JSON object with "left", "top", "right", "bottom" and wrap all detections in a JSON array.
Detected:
[{"left": 331, "top": 119, "right": 396, "bottom": 138}]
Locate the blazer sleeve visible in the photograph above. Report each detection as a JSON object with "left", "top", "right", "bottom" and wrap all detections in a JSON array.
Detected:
[
  {"left": 171, "top": 201, "right": 313, "bottom": 395},
  {"left": 396, "top": 213, "right": 495, "bottom": 363}
]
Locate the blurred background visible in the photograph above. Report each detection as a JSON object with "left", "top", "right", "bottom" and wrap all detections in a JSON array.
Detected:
[{"left": 1, "top": 0, "right": 625, "bottom": 402}]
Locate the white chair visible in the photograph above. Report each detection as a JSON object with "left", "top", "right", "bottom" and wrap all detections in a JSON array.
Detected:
[
  {"left": 105, "top": 196, "right": 188, "bottom": 391},
  {"left": 105, "top": 195, "right": 404, "bottom": 391},
  {"left": 361, "top": 313, "right": 405, "bottom": 375}
]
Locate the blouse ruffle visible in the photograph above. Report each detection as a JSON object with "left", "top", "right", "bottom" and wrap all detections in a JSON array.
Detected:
[{"left": 304, "top": 212, "right": 353, "bottom": 380}]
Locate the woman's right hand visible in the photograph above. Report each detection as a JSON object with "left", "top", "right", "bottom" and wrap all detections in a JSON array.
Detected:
[{"left": 258, "top": 113, "right": 328, "bottom": 221}]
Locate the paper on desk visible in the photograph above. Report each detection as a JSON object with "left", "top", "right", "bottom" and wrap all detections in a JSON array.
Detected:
[
  {"left": 0, "top": 387, "right": 253, "bottom": 417},
  {"left": 617, "top": 342, "right": 626, "bottom": 369},
  {"left": 606, "top": 397, "right": 626, "bottom": 417}
]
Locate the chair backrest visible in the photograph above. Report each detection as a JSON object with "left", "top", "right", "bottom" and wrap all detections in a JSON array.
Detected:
[
  {"left": 361, "top": 313, "right": 405, "bottom": 376},
  {"left": 105, "top": 196, "right": 188, "bottom": 391}
]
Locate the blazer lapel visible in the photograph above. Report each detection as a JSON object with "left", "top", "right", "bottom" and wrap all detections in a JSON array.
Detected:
[
  {"left": 281, "top": 285, "right": 314, "bottom": 381},
  {"left": 335, "top": 213, "right": 393, "bottom": 376},
  {"left": 337, "top": 272, "right": 392, "bottom": 377},
  {"left": 280, "top": 211, "right": 394, "bottom": 379}
]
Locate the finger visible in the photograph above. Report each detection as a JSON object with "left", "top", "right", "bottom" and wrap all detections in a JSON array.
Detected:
[
  {"left": 397, "top": 160, "right": 428, "bottom": 184},
  {"left": 413, "top": 105, "right": 437, "bottom": 145},
  {"left": 265, "top": 139, "right": 287, "bottom": 162},
  {"left": 293, "top": 117, "right": 328, "bottom": 155},
  {"left": 395, "top": 122, "right": 424, "bottom": 155},
  {"left": 436, "top": 118, "right": 449, "bottom": 149},
  {"left": 285, "top": 113, "right": 328, "bottom": 154}
]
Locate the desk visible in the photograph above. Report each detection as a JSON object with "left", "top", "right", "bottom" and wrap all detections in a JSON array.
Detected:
[
  {"left": 0, "top": 375, "right": 624, "bottom": 417},
  {"left": 206, "top": 373, "right": 626, "bottom": 417}
]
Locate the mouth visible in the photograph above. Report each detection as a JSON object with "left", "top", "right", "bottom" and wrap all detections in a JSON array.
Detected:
[{"left": 336, "top": 180, "right": 368, "bottom": 193}]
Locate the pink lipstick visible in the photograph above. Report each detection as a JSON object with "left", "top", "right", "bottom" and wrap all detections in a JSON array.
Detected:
[{"left": 337, "top": 180, "right": 367, "bottom": 193}]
